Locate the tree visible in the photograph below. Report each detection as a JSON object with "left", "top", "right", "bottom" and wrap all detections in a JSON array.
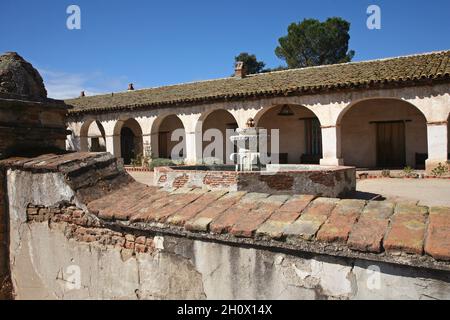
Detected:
[
  {"left": 234, "top": 52, "right": 266, "bottom": 75},
  {"left": 275, "top": 17, "right": 355, "bottom": 68}
]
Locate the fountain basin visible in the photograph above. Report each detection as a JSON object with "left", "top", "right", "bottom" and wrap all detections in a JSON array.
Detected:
[{"left": 154, "top": 164, "right": 356, "bottom": 197}]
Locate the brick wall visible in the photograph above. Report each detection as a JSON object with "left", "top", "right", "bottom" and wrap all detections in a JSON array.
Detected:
[
  {"left": 154, "top": 166, "right": 355, "bottom": 196},
  {"left": 26, "top": 204, "right": 156, "bottom": 256}
]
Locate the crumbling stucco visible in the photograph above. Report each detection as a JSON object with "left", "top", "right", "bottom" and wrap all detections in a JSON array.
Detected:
[{"left": 5, "top": 162, "right": 450, "bottom": 300}]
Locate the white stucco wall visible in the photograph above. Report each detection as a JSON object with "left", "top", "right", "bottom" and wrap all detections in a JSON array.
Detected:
[{"left": 67, "top": 83, "right": 450, "bottom": 170}]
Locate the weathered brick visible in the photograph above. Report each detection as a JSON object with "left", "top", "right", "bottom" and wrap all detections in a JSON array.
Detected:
[
  {"left": 135, "top": 244, "right": 147, "bottom": 253},
  {"left": 135, "top": 236, "right": 146, "bottom": 245},
  {"left": 256, "top": 195, "right": 315, "bottom": 239},
  {"left": 231, "top": 207, "right": 277, "bottom": 238},
  {"left": 167, "top": 191, "right": 227, "bottom": 226},
  {"left": 424, "top": 207, "right": 450, "bottom": 261},
  {"left": 210, "top": 192, "right": 272, "bottom": 234},
  {"left": 284, "top": 216, "right": 327, "bottom": 241},
  {"left": 88, "top": 183, "right": 154, "bottom": 220},
  {"left": 384, "top": 203, "right": 428, "bottom": 255},
  {"left": 147, "top": 191, "right": 206, "bottom": 223},
  {"left": 283, "top": 198, "right": 339, "bottom": 241},
  {"left": 316, "top": 199, "right": 366, "bottom": 243},
  {"left": 124, "top": 240, "right": 135, "bottom": 250},
  {"left": 347, "top": 201, "right": 394, "bottom": 253},
  {"left": 348, "top": 217, "right": 389, "bottom": 253},
  {"left": 128, "top": 191, "right": 174, "bottom": 222},
  {"left": 210, "top": 206, "right": 250, "bottom": 234},
  {"left": 185, "top": 192, "right": 246, "bottom": 232}
]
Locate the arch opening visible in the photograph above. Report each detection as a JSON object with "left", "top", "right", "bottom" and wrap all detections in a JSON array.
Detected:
[
  {"left": 116, "top": 119, "right": 143, "bottom": 165},
  {"left": 200, "top": 109, "right": 238, "bottom": 164},
  {"left": 340, "top": 98, "right": 427, "bottom": 169},
  {"left": 152, "top": 115, "right": 186, "bottom": 160},
  {"left": 257, "top": 104, "right": 322, "bottom": 164},
  {"left": 80, "top": 120, "right": 106, "bottom": 152}
]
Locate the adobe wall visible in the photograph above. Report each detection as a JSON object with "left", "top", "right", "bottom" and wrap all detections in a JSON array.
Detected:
[
  {"left": 11, "top": 213, "right": 450, "bottom": 300},
  {"left": 154, "top": 166, "right": 356, "bottom": 197}
]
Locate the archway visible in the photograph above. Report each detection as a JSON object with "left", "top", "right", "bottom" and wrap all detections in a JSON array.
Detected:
[
  {"left": 256, "top": 105, "right": 322, "bottom": 164},
  {"left": 79, "top": 120, "right": 106, "bottom": 152},
  {"left": 152, "top": 115, "right": 186, "bottom": 160},
  {"left": 339, "top": 98, "right": 427, "bottom": 169},
  {"left": 114, "top": 119, "right": 143, "bottom": 165},
  {"left": 200, "top": 109, "right": 238, "bottom": 164}
]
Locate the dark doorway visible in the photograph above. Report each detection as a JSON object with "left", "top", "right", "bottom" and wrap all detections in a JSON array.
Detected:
[
  {"left": 376, "top": 121, "right": 406, "bottom": 168},
  {"left": 158, "top": 132, "right": 169, "bottom": 158},
  {"left": 120, "top": 127, "right": 136, "bottom": 165},
  {"left": 302, "top": 118, "right": 323, "bottom": 164}
]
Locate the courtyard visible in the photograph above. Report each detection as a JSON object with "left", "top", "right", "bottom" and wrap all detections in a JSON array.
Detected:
[
  {"left": 1, "top": 0, "right": 450, "bottom": 301},
  {"left": 129, "top": 170, "right": 450, "bottom": 207}
]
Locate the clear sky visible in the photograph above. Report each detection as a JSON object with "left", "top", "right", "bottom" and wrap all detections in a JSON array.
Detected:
[{"left": 1, "top": 0, "right": 449, "bottom": 99}]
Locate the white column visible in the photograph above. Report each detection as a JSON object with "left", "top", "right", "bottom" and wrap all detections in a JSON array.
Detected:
[
  {"left": 184, "top": 130, "right": 202, "bottom": 165},
  {"left": 104, "top": 135, "right": 121, "bottom": 158},
  {"left": 320, "top": 125, "right": 344, "bottom": 166},
  {"left": 425, "top": 122, "right": 448, "bottom": 172},
  {"left": 179, "top": 114, "right": 202, "bottom": 165}
]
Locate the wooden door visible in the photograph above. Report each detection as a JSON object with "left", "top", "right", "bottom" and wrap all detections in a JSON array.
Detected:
[
  {"left": 158, "top": 132, "right": 168, "bottom": 159},
  {"left": 376, "top": 121, "right": 406, "bottom": 168}
]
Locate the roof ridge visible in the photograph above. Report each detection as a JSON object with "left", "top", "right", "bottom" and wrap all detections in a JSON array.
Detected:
[
  {"left": 66, "top": 49, "right": 450, "bottom": 101},
  {"left": 254, "top": 49, "right": 450, "bottom": 76}
]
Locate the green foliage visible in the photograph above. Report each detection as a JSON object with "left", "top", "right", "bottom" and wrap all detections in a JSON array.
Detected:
[
  {"left": 403, "top": 166, "right": 418, "bottom": 178},
  {"left": 403, "top": 166, "right": 413, "bottom": 175},
  {"left": 431, "top": 163, "right": 449, "bottom": 177},
  {"left": 234, "top": 52, "right": 266, "bottom": 75},
  {"left": 130, "top": 154, "right": 151, "bottom": 168},
  {"left": 147, "top": 158, "right": 185, "bottom": 171},
  {"left": 381, "top": 169, "right": 390, "bottom": 178},
  {"left": 275, "top": 17, "right": 355, "bottom": 68},
  {"left": 130, "top": 154, "right": 142, "bottom": 167}
]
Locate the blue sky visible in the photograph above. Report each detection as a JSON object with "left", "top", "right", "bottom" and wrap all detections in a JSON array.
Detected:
[{"left": 1, "top": 0, "right": 449, "bottom": 99}]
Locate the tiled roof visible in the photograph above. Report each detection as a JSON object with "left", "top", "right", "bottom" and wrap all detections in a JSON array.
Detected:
[{"left": 66, "top": 50, "right": 450, "bottom": 115}]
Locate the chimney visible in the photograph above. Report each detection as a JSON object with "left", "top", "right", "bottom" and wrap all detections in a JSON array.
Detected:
[
  {"left": 235, "top": 61, "right": 246, "bottom": 78},
  {"left": 80, "top": 91, "right": 85, "bottom": 97},
  {"left": 128, "top": 83, "right": 134, "bottom": 91}
]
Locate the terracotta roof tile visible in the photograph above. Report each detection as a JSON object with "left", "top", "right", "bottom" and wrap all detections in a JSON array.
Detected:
[{"left": 66, "top": 50, "right": 450, "bottom": 114}]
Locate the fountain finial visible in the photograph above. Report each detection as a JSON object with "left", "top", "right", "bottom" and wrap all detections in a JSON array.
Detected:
[{"left": 246, "top": 117, "right": 255, "bottom": 128}]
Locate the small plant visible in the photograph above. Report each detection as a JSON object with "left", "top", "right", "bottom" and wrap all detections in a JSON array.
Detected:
[
  {"left": 431, "top": 162, "right": 449, "bottom": 177},
  {"left": 381, "top": 169, "right": 390, "bottom": 178},
  {"left": 403, "top": 166, "right": 414, "bottom": 178},
  {"left": 130, "top": 154, "right": 147, "bottom": 168},
  {"left": 130, "top": 155, "right": 141, "bottom": 168}
]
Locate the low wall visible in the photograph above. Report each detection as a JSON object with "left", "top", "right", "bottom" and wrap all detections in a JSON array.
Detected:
[
  {"left": 155, "top": 166, "right": 356, "bottom": 198},
  {"left": 11, "top": 215, "right": 450, "bottom": 300},
  {"left": 2, "top": 152, "right": 450, "bottom": 300}
]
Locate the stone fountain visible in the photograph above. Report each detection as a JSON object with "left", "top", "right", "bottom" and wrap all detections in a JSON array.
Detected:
[
  {"left": 154, "top": 118, "right": 356, "bottom": 197},
  {"left": 230, "top": 118, "right": 268, "bottom": 172}
]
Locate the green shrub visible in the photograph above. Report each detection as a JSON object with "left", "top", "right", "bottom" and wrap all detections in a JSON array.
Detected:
[
  {"left": 381, "top": 169, "right": 390, "bottom": 178},
  {"left": 148, "top": 158, "right": 176, "bottom": 171},
  {"left": 431, "top": 162, "right": 449, "bottom": 177},
  {"left": 403, "top": 166, "right": 414, "bottom": 177}
]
